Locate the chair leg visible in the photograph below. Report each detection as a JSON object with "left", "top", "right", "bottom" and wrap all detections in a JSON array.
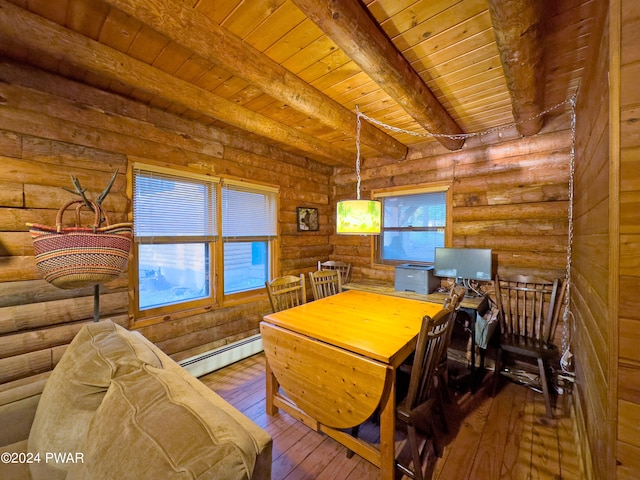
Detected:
[
  {"left": 438, "top": 369, "right": 452, "bottom": 404},
  {"left": 491, "top": 348, "right": 502, "bottom": 397},
  {"left": 435, "top": 383, "right": 450, "bottom": 434},
  {"left": 407, "top": 425, "right": 424, "bottom": 480},
  {"left": 537, "top": 357, "right": 553, "bottom": 419}
]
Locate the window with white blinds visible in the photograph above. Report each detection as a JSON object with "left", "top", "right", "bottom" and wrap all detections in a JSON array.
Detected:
[
  {"left": 221, "top": 181, "right": 278, "bottom": 294},
  {"left": 133, "top": 167, "right": 217, "bottom": 240},
  {"left": 132, "top": 164, "right": 278, "bottom": 318},
  {"left": 375, "top": 188, "right": 448, "bottom": 264},
  {"left": 222, "top": 181, "right": 277, "bottom": 240}
]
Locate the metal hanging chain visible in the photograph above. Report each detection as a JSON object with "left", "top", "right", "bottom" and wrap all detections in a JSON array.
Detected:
[
  {"left": 355, "top": 95, "right": 577, "bottom": 372},
  {"left": 357, "top": 96, "right": 576, "bottom": 140},
  {"left": 560, "top": 95, "right": 577, "bottom": 374}
]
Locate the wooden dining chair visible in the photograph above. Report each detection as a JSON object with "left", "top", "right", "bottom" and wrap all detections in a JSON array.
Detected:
[
  {"left": 435, "top": 286, "right": 466, "bottom": 407},
  {"left": 264, "top": 274, "right": 306, "bottom": 313},
  {"left": 308, "top": 269, "right": 342, "bottom": 300},
  {"left": 317, "top": 260, "right": 351, "bottom": 285},
  {"left": 396, "top": 304, "right": 456, "bottom": 480},
  {"left": 491, "top": 274, "right": 567, "bottom": 418}
]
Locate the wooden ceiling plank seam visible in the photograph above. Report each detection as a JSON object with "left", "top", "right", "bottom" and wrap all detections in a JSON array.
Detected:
[
  {"left": 365, "top": 0, "right": 424, "bottom": 25},
  {"left": 65, "top": 0, "right": 109, "bottom": 39},
  {"left": 99, "top": 0, "right": 406, "bottom": 159},
  {"left": 388, "top": 0, "right": 489, "bottom": 53},
  {"left": 423, "top": 58, "right": 505, "bottom": 94},
  {"left": 241, "top": 2, "right": 308, "bottom": 53},
  {"left": 126, "top": 24, "right": 171, "bottom": 64},
  {"left": 410, "top": 35, "right": 497, "bottom": 71},
  {"left": 291, "top": 0, "right": 465, "bottom": 151},
  {"left": 376, "top": 0, "right": 463, "bottom": 39},
  {"left": 26, "top": 0, "right": 69, "bottom": 24},
  {"left": 98, "top": 6, "right": 141, "bottom": 53},
  {"left": 401, "top": 11, "right": 495, "bottom": 66},
  {"left": 488, "top": 0, "right": 545, "bottom": 136},
  {"left": 0, "top": 0, "right": 354, "bottom": 165},
  {"left": 262, "top": 18, "right": 325, "bottom": 64},
  {"left": 281, "top": 35, "right": 341, "bottom": 75},
  {"left": 191, "top": 0, "right": 239, "bottom": 26},
  {"left": 413, "top": 43, "right": 499, "bottom": 82},
  {"left": 221, "top": 0, "right": 287, "bottom": 39}
]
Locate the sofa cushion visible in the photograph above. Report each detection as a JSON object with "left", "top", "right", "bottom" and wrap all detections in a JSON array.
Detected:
[
  {"left": 0, "top": 440, "right": 31, "bottom": 480},
  {"left": 28, "top": 320, "right": 162, "bottom": 480},
  {"left": 67, "top": 365, "right": 257, "bottom": 480}
]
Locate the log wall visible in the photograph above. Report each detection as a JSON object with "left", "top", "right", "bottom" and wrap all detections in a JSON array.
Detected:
[
  {"left": 332, "top": 121, "right": 571, "bottom": 285},
  {"left": 572, "top": 0, "right": 640, "bottom": 478},
  {"left": 0, "top": 59, "right": 331, "bottom": 384},
  {"left": 616, "top": 0, "right": 640, "bottom": 477},
  {"left": 572, "top": 2, "right": 611, "bottom": 477}
]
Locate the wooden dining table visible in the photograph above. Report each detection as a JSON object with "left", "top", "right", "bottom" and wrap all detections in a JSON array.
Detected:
[{"left": 260, "top": 289, "right": 443, "bottom": 480}]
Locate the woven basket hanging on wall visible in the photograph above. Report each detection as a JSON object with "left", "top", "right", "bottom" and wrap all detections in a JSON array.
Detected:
[{"left": 26, "top": 200, "right": 133, "bottom": 290}]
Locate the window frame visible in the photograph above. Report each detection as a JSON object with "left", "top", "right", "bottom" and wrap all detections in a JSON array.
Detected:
[
  {"left": 129, "top": 162, "right": 279, "bottom": 326},
  {"left": 372, "top": 183, "right": 452, "bottom": 267}
]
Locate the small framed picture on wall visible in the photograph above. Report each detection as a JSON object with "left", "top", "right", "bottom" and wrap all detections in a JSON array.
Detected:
[{"left": 297, "top": 207, "right": 319, "bottom": 231}]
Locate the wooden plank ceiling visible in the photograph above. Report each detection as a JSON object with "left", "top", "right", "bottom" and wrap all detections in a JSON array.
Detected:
[{"left": 0, "top": 0, "right": 597, "bottom": 166}]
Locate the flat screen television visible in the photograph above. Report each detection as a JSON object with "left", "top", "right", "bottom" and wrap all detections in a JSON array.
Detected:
[{"left": 433, "top": 247, "right": 493, "bottom": 282}]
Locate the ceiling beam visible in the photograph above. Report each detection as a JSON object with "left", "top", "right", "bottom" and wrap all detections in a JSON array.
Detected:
[
  {"left": 291, "top": 0, "right": 465, "bottom": 151},
  {"left": 101, "top": 0, "right": 407, "bottom": 160},
  {"left": 488, "top": 0, "right": 545, "bottom": 136},
  {"left": 0, "top": 0, "right": 353, "bottom": 165}
]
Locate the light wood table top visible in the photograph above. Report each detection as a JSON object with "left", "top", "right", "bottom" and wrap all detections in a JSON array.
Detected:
[
  {"left": 262, "top": 289, "right": 443, "bottom": 366},
  {"left": 343, "top": 281, "right": 486, "bottom": 310},
  {"left": 261, "top": 289, "right": 444, "bottom": 479}
]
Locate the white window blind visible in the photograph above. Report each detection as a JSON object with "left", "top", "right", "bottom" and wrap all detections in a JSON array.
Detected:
[
  {"left": 222, "top": 181, "right": 277, "bottom": 239},
  {"left": 133, "top": 166, "right": 218, "bottom": 240},
  {"left": 383, "top": 191, "right": 446, "bottom": 228}
]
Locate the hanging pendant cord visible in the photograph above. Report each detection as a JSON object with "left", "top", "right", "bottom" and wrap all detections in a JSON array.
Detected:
[{"left": 355, "top": 105, "right": 362, "bottom": 200}]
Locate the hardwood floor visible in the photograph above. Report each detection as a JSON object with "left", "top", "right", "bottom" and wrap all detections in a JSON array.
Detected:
[{"left": 199, "top": 353, "right": 582, "bottom": 480}]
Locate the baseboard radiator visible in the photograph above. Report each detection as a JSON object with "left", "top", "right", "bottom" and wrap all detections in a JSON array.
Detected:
[{"left": 179, "top": 334, "right": 263, "bottom": 378}]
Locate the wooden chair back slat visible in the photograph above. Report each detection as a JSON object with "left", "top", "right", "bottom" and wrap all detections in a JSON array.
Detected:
[
  {"left": 495, "top": 275, "right": 563, "bottom": 343},
  {"left": 308, "top": 270, "right": 342, "bottom": 301},
  {"left": 317, "top": 260, "right": 351, "bottom": 285},
  {"left": 265, "top": 274, "right": 306, "bottom": 312},
  {"left": 405, "top": 304, "right": 455, "bottom": 412}
]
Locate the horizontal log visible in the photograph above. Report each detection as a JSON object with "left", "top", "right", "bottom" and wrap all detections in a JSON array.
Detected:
[
  {"left": 0, "top": 256, "right": 40, "bottom": 283},
  {"left": 0, "top": 80, "right": 225, "bottom": 158},
  {"left": 453, "top": 166, "right": 570, "bottom": 194},
  {"left": 0, "top": 232, "right": 31, "bottom": 256},
  {"left": 0, "top": 347, "right": 54, "bottom": 384},
  {"left": 156, "top": 318, "right": 261, "bottom": 358},
  {"left": 453, "top": 183, "right": 569, "bottom": 206},
  {"left": 0, "top": 128, "right": 21, "bottom": 157},
  {"left": 0, "top": 291, "right": 128, "bottom": 336},
  {"left": 136, "top": 298, "right": 267, "bottom": 345},
  {"left": 0, "top": 278, "right": 125, "bottom": 308},
  {"left": 493, "top": 250, "right": 568, "bottom": 270},
  {"left": 24, "top": 183, "right": 129, "bottom": 212},
  {"left": 0, "top": 105, "right": 221, "bottom": 166},
  {"left": 0, "top": 180, "right": 22, "bottom": 207},
  {"left": 0, "top": 314, "right": 128, "bottom": 360},
  {"left": 0, "top": 206, "right": 128, "bottom": 232},
  {"left": 0, "top": 156, "right": 128, "bottom": 199},
  {"left": 452, "top": 218, "right": 567, "bottom": 237},
  {"left": 281, "top": 244, "right": 331, "bottom": 260},
  {"left": 453, "top": 201, "right": 568, "bottom": 222},
  {"left": 456, "top": 235, "right": 568, "bottom": 252}
]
